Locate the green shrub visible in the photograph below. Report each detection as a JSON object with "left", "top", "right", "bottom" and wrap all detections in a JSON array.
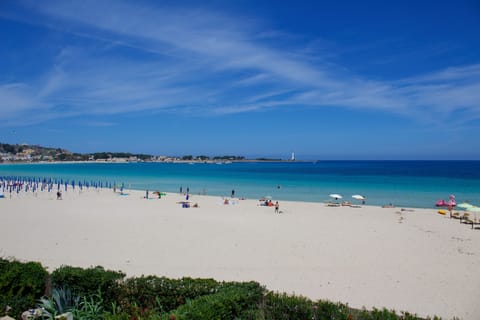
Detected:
[
  {"left": 353, "top": 307, "right": 433, "bottom": 320},
  {"left": 314, "top": 300, "right": 351, "bottom": 320},
  {"left": 118, "top": 276, "right": 221, "bottom": 314},
  {"left": 104, "top": 313, "right": 131, "bottom": 320},
  {"left": 263, "top": 292, "right": 314, "bottom": 320},
  {"left": 0, "top": 258, "right": 48, "bottom": 318},
  {"left": 165, "top": 281, "right": 264, "bottom": 320},
  {"left": 51, "top": 265, "right": 125, "bottom": 309}
]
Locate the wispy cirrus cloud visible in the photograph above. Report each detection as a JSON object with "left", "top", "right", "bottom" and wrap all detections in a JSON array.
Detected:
[{"left": 0, "top": 0, "right": 479, "bottom": 127}]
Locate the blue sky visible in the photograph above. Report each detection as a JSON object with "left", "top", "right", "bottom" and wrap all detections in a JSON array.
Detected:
[{"left": 1, "top": 0, "right": 480, "bottom": 160}]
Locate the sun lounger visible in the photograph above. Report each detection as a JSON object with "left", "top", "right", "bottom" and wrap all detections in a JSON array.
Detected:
[
  {"left": 462, "top": 214, "right": 480, "bottom": 229},
  {"left": 450, "top": 211, "right": 461, "bottom": 219},
  {"left": 459, "top": 213, "right": 472, "bottom": 224},
  {"left": 326, "top": 202, "right": 340, "bottom": 207}
]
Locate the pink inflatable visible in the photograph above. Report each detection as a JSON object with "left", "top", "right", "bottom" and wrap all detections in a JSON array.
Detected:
[
  {"left": 436, "top": 195, "right": 456, "bottom": 207},
  {"left": 436, "top": 199, "right": 447, "bottom": 207}
]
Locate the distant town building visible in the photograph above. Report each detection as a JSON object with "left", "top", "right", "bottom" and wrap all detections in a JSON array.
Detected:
[{"left": 291, "top": 152, "right": 295, "bottom": 161}]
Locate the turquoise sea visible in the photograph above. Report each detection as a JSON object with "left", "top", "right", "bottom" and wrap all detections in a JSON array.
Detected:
[{"left": 1, "top": 161, "right": 480, "bottom": 208}]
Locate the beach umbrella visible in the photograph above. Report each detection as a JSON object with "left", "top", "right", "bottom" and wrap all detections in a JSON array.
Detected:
[
  {"left": 329, "top": 194, "right": 342, "bottom": 200},
  {"left": 458, "top": 203, "right": 474, "bottom": 210},
  {"left": 352, "top": 195, "right": 365, "bottom": 201},
  {"left": 468, "top": 206, "right": 480, "bottom": 213}
]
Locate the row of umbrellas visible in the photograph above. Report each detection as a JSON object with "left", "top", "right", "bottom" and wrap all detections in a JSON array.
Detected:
[
  {"left": 329, "top": 194, "right": 365, "bottom": 201},
  {"left": 0, "top": 176, "right": 124, "bottom": 194}
]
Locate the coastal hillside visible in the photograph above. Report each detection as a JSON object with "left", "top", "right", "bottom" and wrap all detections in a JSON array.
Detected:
[
  {"left": 0, "top": 142, "right": 251, "bottom": 163},
  {"left": 0, "top": 142, "right": 148, "bottom": 162},
  {"left": 0, "top": 142, "right": 79, "bottom": 162}
]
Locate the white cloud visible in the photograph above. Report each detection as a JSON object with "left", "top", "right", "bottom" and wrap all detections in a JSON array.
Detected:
[{"left": 0, "top": 0, "right": 478, "bottom": 126}]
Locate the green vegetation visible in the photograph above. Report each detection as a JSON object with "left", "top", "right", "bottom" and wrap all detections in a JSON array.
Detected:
[
  {"left": 0, "top": 141, "right": 251, "bottom": 162},
  {"left": 212, "top": 155, "right": 245, "bottom": 161},
  {"left": 91, "top": 152, "right": 152, "bottom": 161},
  {"left": 51, "top": 265, "right": 125, "bottom": 310},
  {"left": 0, "top": 259, "right": 48, "bottom": 318},
  {"left": 0, "top": 258, "right": 444, "bottom": 320},
  {"left": 254, "top": 158, "right": 282, "bottom": 161},
  {"left": 164, "top": 282, "right": 264, "bottom": 320}
]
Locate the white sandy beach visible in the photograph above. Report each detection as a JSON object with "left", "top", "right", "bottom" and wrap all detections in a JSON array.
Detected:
[{"left": 1, "top": 189, "right": 479, "bottom": 319}]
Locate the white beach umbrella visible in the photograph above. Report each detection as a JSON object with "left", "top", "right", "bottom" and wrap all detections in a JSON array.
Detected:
[
  {"left": 468, "top": 207, "right": 480, "bottom": 222},
  {"left": 329, "top": 194, "right": 342, "bottom": 200},
  {"left": 352, "top": 195, "right": 365, "bottom": 201},
  {"left": 458, "top": 203, "right": 474, "bottom": 209}
]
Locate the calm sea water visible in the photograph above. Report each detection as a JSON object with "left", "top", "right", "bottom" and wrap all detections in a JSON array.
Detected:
[{"left": 1, "top": 161, "right": 479, "bottom": 208}]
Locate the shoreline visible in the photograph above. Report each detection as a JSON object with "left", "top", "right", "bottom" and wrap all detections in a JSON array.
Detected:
[
  {"left": 2, "top": 159, "right": 479, "bottom": 166},
  {"left": 1, "top": 188, "right": 479, "bottom": 319},
  {"left": 0, "top": 171, "right": 470, "bottom": 210},
  {"left": 0, "top": 183, "right": 444, "bottom": 211}
]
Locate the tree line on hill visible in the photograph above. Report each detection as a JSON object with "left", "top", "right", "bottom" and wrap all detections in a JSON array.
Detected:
[{"left": 0, "top": 142, "right": 254, "bottom": 162}]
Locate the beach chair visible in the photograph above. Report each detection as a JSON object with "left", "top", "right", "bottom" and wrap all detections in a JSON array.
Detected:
[
  {"left": 462, "top": 215, "right": 480, "bottom": 229},
  {"left": 450, "top": 211, "right": 461, "bottom": 219},
  {"left": 459, "top": 213, "right": 470, "bottom": 224},
  {"left": 326, "top": 202, "right": 340, "bottom": 207},
  {"left": 471, "top": 216, "right": 480, "bottom": 230}
]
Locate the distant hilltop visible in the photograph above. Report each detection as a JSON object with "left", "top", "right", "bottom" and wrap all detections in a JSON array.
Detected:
[{"left": 0, "top": 142, "right": 285, "bottom": 163}]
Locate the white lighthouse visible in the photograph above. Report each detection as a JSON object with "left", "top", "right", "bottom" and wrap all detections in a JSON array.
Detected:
[{"left": 290, "top": 152, "right": 295, "bottom": 161}]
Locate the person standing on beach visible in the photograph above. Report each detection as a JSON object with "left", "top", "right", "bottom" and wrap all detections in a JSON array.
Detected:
[
  {"left": 180, "top": 186, "right": 183, "bottom": 194},
  {"left": 275, "top": 201, "right": 279, "bottom": 213},
  {"left": 231, "top": 189, "right": 235, "bottom": 198}
]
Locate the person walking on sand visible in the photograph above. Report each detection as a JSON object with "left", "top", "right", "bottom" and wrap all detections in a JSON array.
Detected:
[{"left": 275, "top": 201, "right": 279, "bottom": 214}]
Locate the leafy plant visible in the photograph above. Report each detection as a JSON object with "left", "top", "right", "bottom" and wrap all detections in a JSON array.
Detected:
[
  {"left": 52, "top": 287, "right": 80, "bottom": 314},
  {"left": 37, "top": 287, "right": 105, "bottom": 320},
  {"left": 263, "top": 292, "right": 315, "bottom": 320},
  {"left": 71, "top": 290, "right": 105, "bottom": 320},
  {"left": 314, "top": 300, "right": 351, "bottom": 320},
  {"left": 0, "top": 258, "right": 48, "bottom": 318},
  {"left": 37, "top": 296, "right": 59, "bottom": 320},
  {"left": 51, "top": 265, "right": 125, "bottom": 310},
  {"left": 165, "top": 281, "right": 264, "bottom": 320},
  {"left": 118, "top": 276, "right": 221, "bottom": 314}
]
